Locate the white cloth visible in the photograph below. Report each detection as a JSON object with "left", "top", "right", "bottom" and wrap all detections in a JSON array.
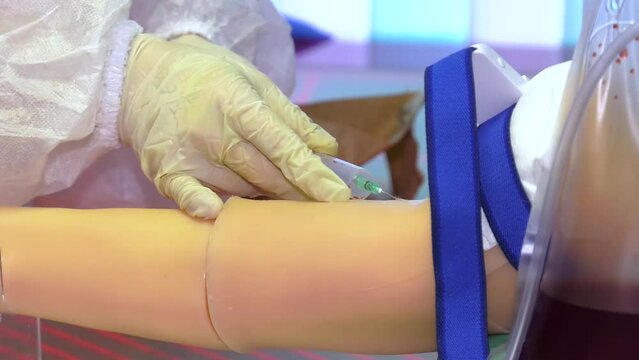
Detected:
[
  {"left": 480, "top": 61, "right": 571, "bottom": 251},
  {"left": 510, "top": 62, "right": 571, "bottom": 204},
  {"left": 0, "top": 0, "right": 295, "bottom": 206}
]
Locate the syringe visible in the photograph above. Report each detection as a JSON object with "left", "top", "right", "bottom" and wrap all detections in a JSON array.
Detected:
[{"left": 317, "top": 154, "right": 397, "bottom": 200}]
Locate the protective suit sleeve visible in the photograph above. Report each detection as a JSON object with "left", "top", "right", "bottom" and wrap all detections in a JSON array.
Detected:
[
  {"left": 0, "top": 1, "right": 141, "bottom": 206},
  {"left": 128, "top": 0, "right": 296, "bottom": 95}
]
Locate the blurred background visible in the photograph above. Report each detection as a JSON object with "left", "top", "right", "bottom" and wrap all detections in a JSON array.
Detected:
[
  {"left": 277, "top": 0, "right": 583, "bottom": 75},
  {"left": 279, "top": 0, "right": 584, "bottom": 200}
]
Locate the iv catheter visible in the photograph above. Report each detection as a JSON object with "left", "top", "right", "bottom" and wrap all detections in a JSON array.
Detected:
[{"left": 317, "top": 154, "right": 397, "bottom": 200}]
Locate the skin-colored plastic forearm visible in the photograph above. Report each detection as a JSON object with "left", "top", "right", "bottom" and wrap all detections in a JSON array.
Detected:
[
  {"left": 0, "top": 207, "right": 228, "bottom": 350},
  {"left": 206, "top": 198, "right": 517, "bottom": 354},
  {"left": 0, "top": 201, "right": 517, "bottom": 354}
]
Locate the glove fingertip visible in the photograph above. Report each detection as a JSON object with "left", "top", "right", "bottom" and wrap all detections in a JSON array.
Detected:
[
  {"left": 308, "top": 134, "right": 339, "bottom": 156},
  {"left": 183, "top": 189, "right": 224, "bottom": 220},
  {"left": 328, "top": 185, "right": 352, "bottom": 202},
  {"left": 312, "top": 177, "right": 351, "bottom": 202},
  {"left": 291, "top": 118, "right": 338, "bottom": 156}
]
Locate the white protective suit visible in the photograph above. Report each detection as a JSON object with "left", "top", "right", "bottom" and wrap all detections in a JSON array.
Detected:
[{"left": 0, "top": 0, "right": 295, "bottom": 207}]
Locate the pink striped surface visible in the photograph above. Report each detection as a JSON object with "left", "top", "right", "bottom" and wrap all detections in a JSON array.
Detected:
[{"left": 0, "top": 318, "right": 437, "bottom": 360}]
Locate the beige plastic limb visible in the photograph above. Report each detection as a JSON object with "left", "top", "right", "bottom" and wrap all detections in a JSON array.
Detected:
[
  {"left": 0, "top": 199, "right": 517, "bottom": 354},
  {"left": 0, "top": 207, "right": 227, "bottom": 350},
  {"left": 207, "top": 198, "right": 516, "bottom": 354}
]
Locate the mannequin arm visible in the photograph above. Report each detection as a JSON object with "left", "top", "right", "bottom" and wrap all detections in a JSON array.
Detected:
[
  {"left": 0, "top": 207, "right": 225, "bottom": 350},
  {"left": 206, "top": 198, "right": 516, "bottom": 353},
  {"left": 0, "top": 200, "right": 517, "bottom": 354}
]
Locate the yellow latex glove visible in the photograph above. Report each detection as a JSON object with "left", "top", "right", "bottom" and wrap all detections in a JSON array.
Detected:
[{"left": 119, "top": 34, "right": 350, "bottom": 219}]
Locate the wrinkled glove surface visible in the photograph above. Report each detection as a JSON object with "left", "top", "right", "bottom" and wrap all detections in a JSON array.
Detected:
[{"left": 119, "top": 34, "right": 349, "bottom": 219}]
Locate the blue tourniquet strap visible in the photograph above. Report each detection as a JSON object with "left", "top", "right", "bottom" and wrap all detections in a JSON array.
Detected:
[
  {"left": 478, "top": 107, "right": 531, "bottom": 268},
  {"left": 425, "top": 47, "right": 488, "bottom": 360}
]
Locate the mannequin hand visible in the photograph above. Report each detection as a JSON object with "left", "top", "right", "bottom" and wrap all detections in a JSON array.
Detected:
[{"left": 119, "top": 34, "right": 350, "bottom": 219}]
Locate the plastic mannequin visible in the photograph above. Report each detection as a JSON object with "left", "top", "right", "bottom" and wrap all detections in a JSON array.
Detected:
[{"left": 0, "top": 198, "right": 517, "bottom": 354}]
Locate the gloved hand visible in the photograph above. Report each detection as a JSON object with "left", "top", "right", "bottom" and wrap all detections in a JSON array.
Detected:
[{"left": 119, "top": 34, "right": 350, "bottom": 219}]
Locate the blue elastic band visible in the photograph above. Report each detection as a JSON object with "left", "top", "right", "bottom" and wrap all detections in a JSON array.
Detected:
[
  {"left": 478, "top": 106, "right": 531, "bottom": 268},
  {"left": 425, "top": 47, "right": 488, "bottom": 360}
]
